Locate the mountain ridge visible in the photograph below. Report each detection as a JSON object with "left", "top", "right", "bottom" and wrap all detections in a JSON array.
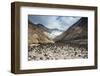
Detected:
[
  {"left": 28, "top": 20, "right": 54, "bottom": 45},
  {"left": 54, "top": 17, "right": 88, "bottom": 45}
]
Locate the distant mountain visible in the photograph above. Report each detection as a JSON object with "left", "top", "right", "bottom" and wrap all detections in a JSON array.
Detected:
[
  {"left": 49, "top": 28, "right": 63, "bottom": 32},
  {"left": 54, "top": 17, "right": 88, "bottom": 45},
  {"left": 36, "top": 24, "right": 51, "bottom": 33},
  {"left": 48, "top": 28, "right": 63, "bottom": 38},
  {"left": 28, "top": 20, "right": 54, "bottom": 45}
]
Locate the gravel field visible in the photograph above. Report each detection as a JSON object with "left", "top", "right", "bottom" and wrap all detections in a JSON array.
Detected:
[{"left": 28, "top": 43, "right": 88, "bottom": 61}]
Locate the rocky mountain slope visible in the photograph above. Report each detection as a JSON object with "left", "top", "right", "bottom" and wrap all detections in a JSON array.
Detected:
[
  {"left": 54, "top": 17, "right": 88, "bottom": 45},
  {"left": 28, "top": 20, "right": 54, "bottom": 45}
]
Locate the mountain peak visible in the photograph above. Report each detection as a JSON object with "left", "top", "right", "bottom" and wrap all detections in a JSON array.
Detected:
[{"left": 37, "top": 23, "right": 44, "bottom": 27}]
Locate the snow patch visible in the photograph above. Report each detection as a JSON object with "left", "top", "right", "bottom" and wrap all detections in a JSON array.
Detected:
[{"left": 50, "top": 31, "right": 63, "bottom": 38}]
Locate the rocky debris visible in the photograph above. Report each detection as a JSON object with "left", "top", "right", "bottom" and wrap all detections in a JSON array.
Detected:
[{"left": 28, "top": 43, "right": 88, "bottom": 61}]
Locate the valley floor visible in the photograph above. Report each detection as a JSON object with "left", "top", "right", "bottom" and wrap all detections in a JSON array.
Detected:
[{"left": 28, "top": 43, "right": 88, "bottom": 61}]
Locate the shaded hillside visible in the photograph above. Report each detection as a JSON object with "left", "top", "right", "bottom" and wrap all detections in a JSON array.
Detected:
[
  {"left": 54, "top": 17, "right": 88, "bottom": 45},
  {"left": 28, "top": 20, "right": 50, "bottom": 33},
  {"left": 28, "top": 20, "right": 54, "bottom": 45}
]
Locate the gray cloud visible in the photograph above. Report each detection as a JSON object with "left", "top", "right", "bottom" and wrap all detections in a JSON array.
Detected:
[{"left": 28, "top": 15, "right": 81, "bottom": 31}]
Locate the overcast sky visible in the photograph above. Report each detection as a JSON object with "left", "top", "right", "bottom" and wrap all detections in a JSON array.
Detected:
[{"left": 28, "top": 15, "right": 81, "bottom": 31}]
